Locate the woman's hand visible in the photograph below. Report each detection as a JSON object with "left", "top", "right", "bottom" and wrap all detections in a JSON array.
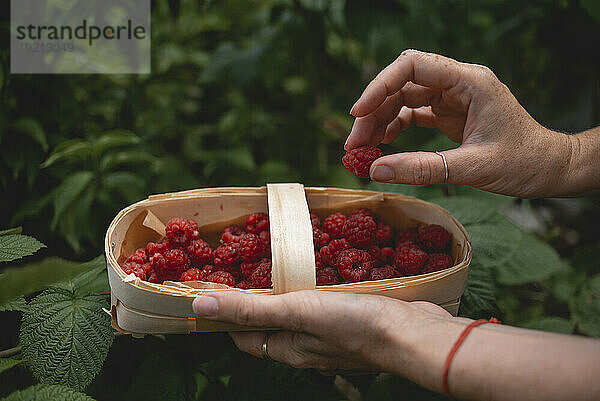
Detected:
[
  {"left": 192, "top": 290, "right": 450, "bottom": 374},
  {"left": 346, "top": 49, "right": 580, "bottom": 198}
]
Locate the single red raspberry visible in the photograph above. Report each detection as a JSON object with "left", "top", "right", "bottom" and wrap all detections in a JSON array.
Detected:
[
  {"left": 259, "top": 230, "right": 271, "bottom": 255},
  {"left": 125, "top": 248, "right": 148, "bottom": 265},
  {"left": 147, "top": 271, "right": 161, "bottom": 284},
  {"left": 376, "top": 222, "right": 393, "bottom": 246},
  {"left": 396, "top": 240, "right": 421, "bottom": 251},
  {"left": 214, "top": 242, "right": 240, "bottom": 267},
  {"left": 381, "top": 247, "right": 395, "bottom": 264},
  {"left": 205, "top": 271, "right": 235, "bottom": 287},
  {"left": 343, "top": 214, "right": 377, "bottom": 248},
  {"left": 165, "top": 218, "right": 200, "bottom": 246},
  {"left": 310, "top": 213, "right": 321, "bottom": 229},
  {"left": 245, "top": 213, "right": 269, "bottom": 234},
  {"left": 240, "top": 258, "right": 266, "bottom": 280},
  {"left": 313, "top": 228, "right": 330, "bottom": 249},
  {"left": 395, "top": 228, "right": 416, "bottom": 247},
  {"left": 199, "top": 264, "right": 217, "bottom": 281},
  {"left": 394, "top": 246, "right": 428, "bottom": 276},
  {"left": 314, "top": 250, "right": 323, "bottom": 271},
  {"left": 250, "top": 259, "right": 272, "bottom": 288},
  {"left": 336, "top": 249, "right": 374, "bottom": 282},
  {"left": 366, "top": 245, "right": 382, "bottom": 267},
  {"left": 348, "top": 208, "right": 376, "bottom": 220},
  {"left": 422, "top": 253, "right": 454, "bottom": 274},
  {"left": 369, "top": 265, "right": 400, "bottom": 281},
  {"left": 180, "top": 268, "right": 202, "bottom": 281},
  {"left": 146, "top": 238, "right": 172, "bottom": 257},
  {"left": 222, "top": 264, "right": 241, "bottom": 282},
  {"left": 319, "top": 238, "right": 350, "bottom": 265},
  {"left": 416, "top": 224, "right": 452, "bottom": 251},
  {"left": 221, "top": 225, "right": 245, "bottom": 243},
  {"left": 237, "top": 280, "right": 254, "bottom": 289},
  {"left": 316, "top": 267, "right": 342, "bottom": 285},
  {"left": 342, "top": 146, "right": 382, "bottom": 178},
  {"left": 121, "top": 262, "right": 146, "bottom": 280},
  {"left": 151, "top": 249, "right": 191, "bottom": 281},
  {"left": 186, "top": 239, "right": 213, "bottom": 267},
  {"left": 240, "top": 233, "right": 265, "bottom": 262},
  {"left": 322, "top": 212, "right": 346, "bottom": 239}
]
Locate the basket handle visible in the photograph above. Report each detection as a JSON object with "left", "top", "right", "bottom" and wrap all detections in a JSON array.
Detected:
[{"left": 267, "top": 183, "right": 316, "bottom": 294}]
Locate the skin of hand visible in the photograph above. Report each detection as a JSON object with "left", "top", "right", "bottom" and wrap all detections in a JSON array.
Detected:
[
  {"left": 193, "top": 290, "right": 600, "bottom": 401},
  {"left": 345, "top": 49, "right": 593, "bottom": 198}
]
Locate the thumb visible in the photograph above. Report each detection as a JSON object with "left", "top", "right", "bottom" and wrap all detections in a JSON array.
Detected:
[{"left": 369, "top": 146, "right": 484, "bottom": 185}]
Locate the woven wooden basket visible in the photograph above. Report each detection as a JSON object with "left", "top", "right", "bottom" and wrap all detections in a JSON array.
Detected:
[{"left": 105, "top": 184, "right": 471, "bottom": 336}]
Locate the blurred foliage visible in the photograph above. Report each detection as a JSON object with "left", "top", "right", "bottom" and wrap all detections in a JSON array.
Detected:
[{"left": 1, "top": 0, "right": 599, "bottom": 400}]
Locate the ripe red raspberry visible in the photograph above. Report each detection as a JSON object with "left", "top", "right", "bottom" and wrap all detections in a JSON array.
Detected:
[
  {"left": 214, "top": 242, "right": 240, "bottom": 267},
  {"left": 199, "top": 264, "right": 217, "bottom": 281},
  {"left": 367, "top": 245, "right": 382, "bottom": 267},
  {"left": 147, "top": 271, "right": 161, "bottom": 284},
  {"left": 416, "top": 224, "right": 451, "bottom": 251},
  {"left": 342, "top": 146, "right": 382, "bottom": 178},
  {"left": 314, "top": 250, "right": 323, "bottom": 271},
  {"left": 180, "top": 268, "right": 202, "bottom": 281},
  {"left": 151, "top": 249, "right": 191, "bottom": 281},
  {"left": 259, "top": 230, "right": 271, "bottom": 255},
  {"left": 319, "top": 238, "right": 349, "bottom": 265},
  {"left": 381, "top": 247, "right": 395, "bottom": 264},
  {"left": 186, "top": 239, "right": 213, "bottom": 267},
  {"left": 146, "top": 238, "right": 172, "bottom": 257},
  {"left": 245, "top": 213, "right": 269, "bottom": 234},
  {"left": 322, "top": 212, "right": 346, "bottom": 239},
  {"left": 317, "top": 267, "right": 342, "bottom": 285},
  {"left": 165, "top": 218, "right": 200, "bottom": 246},
  {"left": 237, "top": 280, "right": 254, "bottom": 289},
  {"left": 223, "top": 264, "right": 241, "bottom": 281},
  {"left": 313, "top": 228, "right": 330, "bottom": 249},
  {"left": 422, "top": 253, "right": 454, "bottom": 274},
  {"left": 336, "top": 249, "right": 374, "bottom": 282},
  {"left": 125, "top": 248, "right": 148, "bottom": 265},
  {"left": 369, "top": 265, "right": 400, "bottom": 281},
  {"left": 221, "top": 225, "right": 245, "bottom": 243},
  {"left": 205, "top": 271, "right": 235, "bottom": 287},
  {"left": 121, "top": 262, "right": 146, "bottom": 280},
  {"left": 141, "top": 262, "right": 153, "bottom": 275},
  {"left": 394, "top": 246, "right": 428, "bottom": 276},
  {"left": 240, "top": 233, "right": 265, "bottom": 262},
  {"left": 241, "top": 258, "right": 267, "bottom": 280},
  {"left": 348, "top": 208, "right": 376, "bottom": 220},
  {"left": 343, "top": 214, "right": 377, "bottom": 248},
  {"left": 310, "top": 213, "right": 321, "bottom": 229},
  {"left": 395, "top": 228, "right": 416, "bottom": 247},
  {"left": 250, "top": 259, "right": 272, "bottom": 288},
  {"left": 376, "top": 222, "right": 393, "bottom": 246}
]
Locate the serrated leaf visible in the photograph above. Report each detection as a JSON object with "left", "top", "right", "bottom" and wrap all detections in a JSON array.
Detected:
[
  {"left": 11, "top": 118, "right": 48, "bottom": 151},
  {"left": 51, "top": 171, "right": 94, "bottom": 229},
  {"left": 19, "top": 288, "right": 113, "bottom": 391},
  {"left": 520, "top": 317, "right": 574, "bottom": 334},
  {"left": 0, "top": 234, "right": 45, "bottom": 263},
  {"left": 0, "top": 358, "right": 22, "bottom": 375},
  {"left": 571, "top": 274, "right": 600, "bottom": 337},
  {"left": 0, "top": 227, "right": 22, "bottom": 236},
  {"left": 128, "top": 353, "right": 196, "bottom": 401},
  {"left": 40, "top": 140, "right": 92, "bottom": 168},
  {"left": 467, "top": 221, "right": 523, "bottom": 268},
  {"left": 54, "top": 256, "right": 108, "bottom": 295},
  {"left": 430, "top": 196, "right": 508, "bottom": 226},
  {"left": 93, "top": 130, "right": 140, "bottom": 155},
  {"left": 1, "top": 384, "right": 96, "bottom": 401},
  {"left": 0, "top": 297, "right": 27, "bottom": 312},
  {"left": 460, "top": 261, "right": 498, "bottom": 318},
  {"left": 0, "top": 257, "right": 96, "bottom": 304}
]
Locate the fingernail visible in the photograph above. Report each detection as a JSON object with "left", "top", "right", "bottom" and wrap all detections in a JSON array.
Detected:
[
  {"left": 349, "top": 101, "right": 358, "bottom": 115},
  {"left": 344, "top": 137, "right": 350, "bottom": 150},
  {"left": 193, "top": 296, "right": 218, "bottom": 317},
  {"left": 371, "top": 165, "right": 394, "bottom": 182}
]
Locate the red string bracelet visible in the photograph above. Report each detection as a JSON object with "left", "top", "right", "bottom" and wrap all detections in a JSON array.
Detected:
[{"left": 442, "top": 317, "right": 501, "bottom": 398}]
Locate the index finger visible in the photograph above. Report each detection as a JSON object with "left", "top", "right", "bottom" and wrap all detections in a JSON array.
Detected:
[{"left": 350, "top": 50, "right": 462, "bottom": 117}]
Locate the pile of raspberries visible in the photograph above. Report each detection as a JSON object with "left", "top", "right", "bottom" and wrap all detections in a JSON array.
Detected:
[{"left": 120, "top": 209, "right": 454, "bottom": 289}]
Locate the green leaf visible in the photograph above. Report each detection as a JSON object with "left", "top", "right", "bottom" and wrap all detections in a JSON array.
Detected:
[
  {"left": 494, "top": 233, "right": 567, "bottom": 286},
  {"left": 366, "top": 182, "right": 443, "bottom": 200},
  {"left": 101, "top": 171, "right": 145, "bottom": 202},
  {"left": 571, "top": 274, "right": 600, "bottom": 337},
  {"left": 430, "top": 196, "right": 508, "bottom": 226},
  {"left": 98, "top": 150, "right": 156, "bottom": 172},
  {"left": 0, "top": 358, "right": 22, "bottom": 375},
  {"left": 0, "top": 227, "right": 23, "bottom": 236},
  {"left": 1, "top": 384, "right": 95, "bottom": 401},
  {"left": 51, "top": 171, "right": 94, "bottom": 229},
  {"left": 0, "top": 257, "right": 97, "bottom": 304},
  {"left": 40, "top": 139, "right": 92, "bottom": 168},
  {"left": 54, "top": 256, "right": 108, "bottom": 295},
  {"left": 520, "top": 317, "right": 574, "bottom": 334},
  {"left": 460, "top": 261, "right": 498, "bottom": 318},
  {"left": 467, "top": 221, "right": 523, "bottom": 268},
  {"left": 0, "top": 234, "right": 45, "bottom": 263},
  {"left": 128, "top": 353, "right": 197, "bottom": 401},
  {"left": 19, "top": 287, "right": 113, "bottom": 391},
  {"left": 0, "top": 297, "right": 27, "bottom": 312},
  {"left": 11, "top": 119, "right": 48, "bottom": 151},
  {"left": 93, "top": 130, "right": 140, "bottom": 155},
  {"left": 580, "top": 0, "right": 600, "bottom": 24}
]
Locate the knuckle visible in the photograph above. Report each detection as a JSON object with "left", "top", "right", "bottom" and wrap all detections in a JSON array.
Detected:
[
  {"left": 411, "top": 154, "right": 434, "bottom": 185},
  {"left": 234, "top": 297, "right": 255, "bottom": 326},
  {"left": 400, "top": 48, "right": 420, "bottom": 59}
]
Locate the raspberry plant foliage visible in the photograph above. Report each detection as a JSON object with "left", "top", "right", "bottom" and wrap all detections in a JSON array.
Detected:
[{"left": 0, "top": 384, "right": 95, "bottom": 401}]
